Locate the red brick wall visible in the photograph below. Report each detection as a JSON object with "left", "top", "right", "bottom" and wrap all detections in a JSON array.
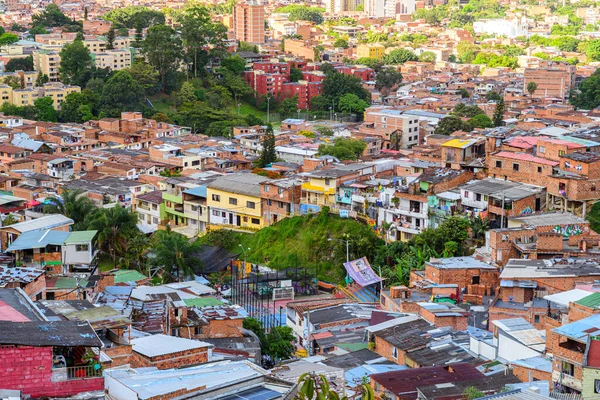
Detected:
[
  {"left": 131, "top": 347, "right": 209, "bottom": 370},
  {"left": 23, "top": 274, "right": 45, "bottom": 300},
  {"left": 425, "top": 265, "right": 499, "bottom": 291},
  {"left": 512, "top": 364, "right": 552, "bottom": 389},
  {"left": 374, "top": 336, "right": 405, "bottom": 365},
  {"left": 489, "top": 305, "right": 547, "bottom": 330},
  {"left": 568, "top": 302, "right": 600, "bottom": 323},
  {"left": 103, "top": 344, "right": 132, "bottom": 367},
  {"left": 0, "top": 345, "right": 103, "bottom": 398}
]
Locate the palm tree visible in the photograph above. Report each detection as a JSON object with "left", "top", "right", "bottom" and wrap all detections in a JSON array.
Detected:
[
  {"left": 470, "top": 216, "right": 490, "bottom": 245},
  {"left": 122, "top": 234, "right": 151, "bottom": 273},
  {"left": 151, "top": 227, "right": 202, "bottom": 283},
  {"left": 43, "top": 189, "right": 96, "bottom": 230},
  {"left": 88, "top": 205, "right": 139, "bottom": 266},
  {"left": 2, "top": 214, "right": 17, "bottom": 226}
]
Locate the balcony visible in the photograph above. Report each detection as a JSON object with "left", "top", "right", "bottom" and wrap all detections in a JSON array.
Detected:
[
  {"left": 552, "top": 370, "right": 582, "bottom": 392},
  {"left": 336, "top": 195, "right": 352, "bottom": 205},
  {"left": 52, "top": 365, "right": 103, "bottom": 382},
  {"left": 301, "top": 182, "right": 335, "bottom": 195},
  {"left": 163, "top": 192, "right": 183, "bottom": 204}
]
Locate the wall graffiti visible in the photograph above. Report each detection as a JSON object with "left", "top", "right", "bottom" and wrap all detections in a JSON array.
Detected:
[{"left": 552, "top": 224, "right": 583, "bottom": 238}]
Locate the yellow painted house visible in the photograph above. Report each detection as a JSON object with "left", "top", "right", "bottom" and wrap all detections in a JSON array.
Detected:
[
  {"left": 356, "top": 44, "right": 385, "bottom": 60},
  {"left": 301, "top": 169, "right": 356, "bottom": 207},
  {"left": 206, "top": 173, "right": 270, "bottom": 230}
]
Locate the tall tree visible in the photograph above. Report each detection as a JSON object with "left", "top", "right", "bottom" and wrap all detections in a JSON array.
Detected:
[
  {"left": 375, "top": 67, "right": 403, "bottom": 96},
  {"left": 179, "top": 6, "right": 228, "bottom": 77},
  {"left": 127, "top": 61, "right": 160, "bottom": 95},
  {"left": 258, "top": 124, "right": 277, "bottom": 168},
  {"left": 105, "top": 26, "right": 115, "bottom": 50},
  {"left": 5, "top": 56, "right": 33, "bottom": 72},
  {"left": 84, "top": 6, "right": 88, "bottom": 20},
  {"left": 527, "top": 81, "right": 537, "bottom": 96},
  {"left": 133, "top": 23, "right": 143, "bottom": 47},
  {"left": 151, "top": 227, "right": 202, "bottom": 282},
  {"left": 492, "top": 98, "right": 505, "bottom": 127},
  {"left": 59, "top": 38, "right": 93, "bottom": 86},
  {"left": 35, "top": 72, "right": 49, "bottom": 86},
  {"left": 176, "top": 82, "right": 197, "bottom": 106},
  {"left": 141, "top": 24, "right": 184, "bottom": 90},
  {"left": 100, "top": 70, "right": 145, "bottom": 117},
  {"left": 34, "top": 97, "right": 57, "bottom": 122},
  {"left": 43, "top": 189, "right": 96, "bottom": 230},
  {"left": 88, "top": 205, "right": 139, "bottom": 266}
]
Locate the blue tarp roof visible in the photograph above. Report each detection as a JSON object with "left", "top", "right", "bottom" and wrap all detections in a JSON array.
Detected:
[
  {"left": 553, "top": 314, "right": 600, "bottom": 342},
  {"left": 183, "top": 186, "right": 207, "bottom": 198},
  {"left": 6, "top": 229, "right": 70, "bottom": 252}
]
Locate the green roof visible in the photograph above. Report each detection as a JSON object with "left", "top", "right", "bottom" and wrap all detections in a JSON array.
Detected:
[
  {"left": 54, "top": 277, "right": 88, "bottom": 289},
  {"left": 112, "top": 269, "right": 147, "bottom": 284},
  {"left": 575, "top": 292, "right": 600, "bottom": 309},
  {"left": 183, "top": 297, "right": 225, "bottom": 307},
  {"left": 64, "top": 230, "right": 98, "bottom": 244},
  {"left": 335, "top": 342, "right": 369, "bottom": 352}
]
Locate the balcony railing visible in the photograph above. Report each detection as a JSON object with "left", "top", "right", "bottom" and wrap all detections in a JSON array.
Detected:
[{"left": 52, "top": 365, "right": 102, "bottom": 381}]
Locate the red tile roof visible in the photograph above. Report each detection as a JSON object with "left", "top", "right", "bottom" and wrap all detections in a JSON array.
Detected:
[{"left": 494, "top": 151, "right": 559, "bottom": 166}]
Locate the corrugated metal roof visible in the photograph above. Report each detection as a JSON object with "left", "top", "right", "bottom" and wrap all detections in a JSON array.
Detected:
[
  {"left": 2, "top": 214, "right": 73, "bottom": 233},
  {"left": 64, "top": 230, "right": 97, "bottom": 244},
  {"left": 5, "top": 229, "right": 70, "bottom": 252},
  {"left": 131, "top": 334, "right": 211, "bottom": 358},
  {"left": 575, "top": 292, "right": 600, "bottom": 309},
  {"left": 543, "top": 289, "right": 592, "bottom": 307},
  {"left": 553, "top": 314, "right": 600, "bottom": 342},
  {"left": 0, "top": 194, "right": 25, "bottom": 206}
]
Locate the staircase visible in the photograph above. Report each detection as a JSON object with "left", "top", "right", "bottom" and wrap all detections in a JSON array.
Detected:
[{"left": 336, "top": 284, "right": 379, "bottom": 303}]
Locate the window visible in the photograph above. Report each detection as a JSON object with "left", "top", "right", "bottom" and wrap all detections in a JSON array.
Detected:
[
  {"left": 247, "top": 201, "right": 256, "bottom": 209},
  {"left": 264, "top": 185, "right": 270, "bottom": 192},
  {"left": 324, "top": 179, "right": 330, "bottom": 185},
  {"left": 559, "top": 150, "right": 565, "bottom": 156},
  {"left": 594, "top": 379, "right": 600, "bottom": 393},
  {"left": 392, "top": 346, "right": 398, "bottom": 360},
  {"left": 534, "top": 315, "right": 540, "bottom": 323},
  {"left": 171, "top": 328, "right": 180, "bottom": 337},
  {"left": 153, "top": 217, "right": 159, "bottom": 224},
  {"left": 212, "top": 194, "right": 220, "bottom": 202},
  {"left": 251, "top": 218, "right": 260, "bottom": 225},
  {"left": 152, "top": 204, "right": 157, "bottom": 210},
  {"left": 212, "top": 210, "right": 219, "bottom": 216},
  {"left": 75, "top": 244, "right": 89, "bottom": 252},
  {"left": 229, "top": 198, "right": 238, "bottom": 205},
  {"left": 513, "top": 163, "right": 519, "bottom": 171},
  {"left": 562, "top": 361, "right": 574, "bottom": 377},
  {"left": 268, "top": 199, "right": 272, "bottom": 206},
  {"left": 279, "top": 201, "right": 284, "bottom": 208},
  {"left": 496, "top": 160, "right": 502, "bottom": 168},
  {"left": 174, "top": 308, "right": 181, "bottom": 317},
  {"left": 476, "top": 193, "right": 482, "bottom": 201},
  {"left": 538, "top": 146, "right": 545, "bottom": 154},
  {"left": 464, "top": 191, "right": 469, "bottom": 198},
  {"left": 194, "top": 326, "right": 202, "bottom": 335},
  {"left": 278, "top": 188, "right": 284, "bottom": 195}
]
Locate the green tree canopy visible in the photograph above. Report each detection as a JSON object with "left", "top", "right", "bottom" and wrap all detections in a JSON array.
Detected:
[
  {"left": 317, "top": 137, "right": 366, "bottom": 160},
  {"left": 468, "top": 113, "right": 493, "bottom": 128},
  {"left": 34, "top": 96, "right": 57, "bottom": 122},
  {"left": 257, "top": 124, "right": 277, "bottom": 167},
  {"left": 100, "top": 70, "right": 145, "bottom": 117},
  {"left": 59, "top": 39, "right": 93, "bottom": 86},
  {"left": 5, "top": 56, "right": 33, "bottom": 72},
  {"left": 375, "top": 67, "right": 402, "bottom": 95},
  {"left": 43, "top": 189, "right": 96, "bottom": 230},
  {"left": 434, "top": 116, "right": 473, "bottom": 135},
  {"left": 88, "top": 205, "right": 139, "bottom": 266},
  {"left": 141, "top": 25, "right": 184, "bottom": 89},
  {"left": 151, "top": 228, "right": 202, "bottom": 282},
  {"left": 337, "top": 93, "right": 369, "bottom": 114},
  {"left": 104, "top": 6, "right": 165, "bottom": 29},
  {"left": 383, "top": 49, "right": 418, "bottom": 64},
  {"left": 32, "top": 4, "right": 78, "bottom": 28}
]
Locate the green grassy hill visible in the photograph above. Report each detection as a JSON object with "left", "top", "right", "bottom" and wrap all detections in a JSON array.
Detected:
[{"left": 205, "top": 210, "right": 384, "bottom": 283}]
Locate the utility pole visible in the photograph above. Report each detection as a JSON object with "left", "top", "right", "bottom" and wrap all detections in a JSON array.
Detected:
[
  {"left": 266, "top": 96, "right": 270, "bottom": 123},
  {"left": 500, "top": 194, "right": 505, "bottom": 228}
]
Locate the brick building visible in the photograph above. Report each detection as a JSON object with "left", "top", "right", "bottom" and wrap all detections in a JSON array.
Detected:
[
  {"left": 523, "top": 60, "right": 576, "bottom": 99},
  {"left": 484, "top": 212, "right": 597, "bottom": 267},
  {"left": 415, "top": 256, "right": 499, "bottom": 294},
  {"left": 233, "top": 1, "right": 265, "bottom": 44},
  {"left": 0, "top": 265, "right": 45, "bottom": 300},
  {"left": 130, "top": 334, "right": 212, "bottom": 369},
  {"left": 261, "top": 177, "right": 302, "bottom": 225},
  {"left": 0, "top": 321, "right": 104, "bottom": 398}
]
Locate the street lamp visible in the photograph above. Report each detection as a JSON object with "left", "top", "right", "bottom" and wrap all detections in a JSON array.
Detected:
[
  {"left": 237, "top": 103, "right": 242, "bottom": 115},
  {"left": 329, "top": 106, "right": 332, "bottom": 121},
  {"left": 238, "top": 244, "right": 251, "bottom": 277},
  {"left": 297, "top": 109, "right": 301, "bottom": 119}
]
